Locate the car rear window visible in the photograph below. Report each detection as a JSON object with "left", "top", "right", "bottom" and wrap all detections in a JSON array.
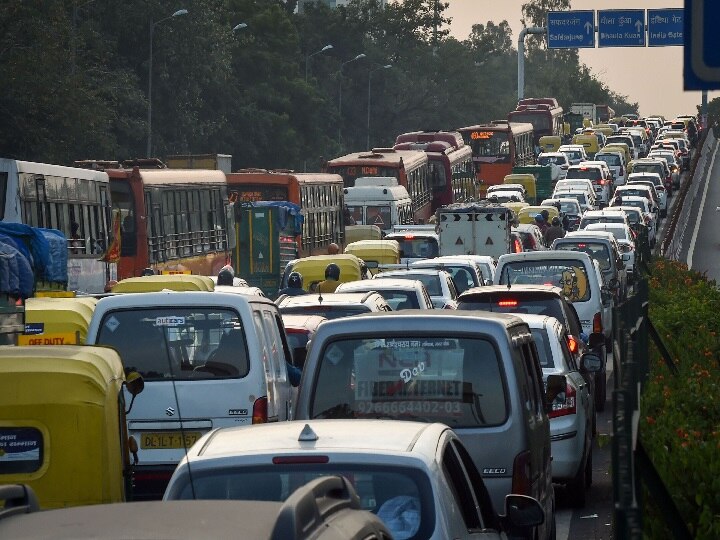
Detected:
[
  {"left": 566, "top": 168, "right": 602, "bottom": 181},
  {"left": 310, "top": 336, "right": 508, "bottom": 428},
  {"left": 457, "top": 294, "right": 566, "bottom": 323},
  {"left": 632, "top": 164, "right": 663, "bottom": 176},
  {"left": 554, "top": 192, "right": 587, "bottom": 205},
  {"left": 171, "top": 464, "right": 434, "bottom": 539},
  {"left": 280, "top": 306, "right": 371, "bottom": 320},
  {"left": 580, "top": 216, "right": 624, "bottom": 228},
  {"left": 371, "top": 289, "right": 420, "bottom": 310},
  {"left": 555, "top": 241, "right": 612, "bottom": 270},
  {"left": 538, "top": 155, "right": 566, "bottom": 166},
  {"left": 96, "top": 308, "right": 248, "bottom": 380},
  {"left": 376, "top": 273, "right": 441, "bottom": 296},
  {"left": 387, "top": 236, "right": 439, "bottom": 259},
  {"left": 497, "top": 259, "right": 591, "bottom": 302},
  {"left": 596, "top": 154, "right": 620, "bottom": 166}
]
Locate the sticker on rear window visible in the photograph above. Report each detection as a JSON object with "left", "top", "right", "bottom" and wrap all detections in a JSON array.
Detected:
[
  {"left": 104, "top": 316, "right": 120, "bottom": 333},
  {"left": 155, "top": 316, "right": 185, "bottom": 327}
]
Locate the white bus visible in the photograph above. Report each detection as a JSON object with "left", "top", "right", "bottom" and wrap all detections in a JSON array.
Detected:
[
  {"left": 0, "top": 159, "right": 116, "bottom": 294},
  {"left": 343, "top": 177, "right": 413, "bottom": 234}
]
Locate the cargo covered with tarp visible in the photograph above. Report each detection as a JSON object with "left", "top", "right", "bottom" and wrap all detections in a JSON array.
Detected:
[{"left": 0, "top": 223, "right": 68, "bottom": 286}]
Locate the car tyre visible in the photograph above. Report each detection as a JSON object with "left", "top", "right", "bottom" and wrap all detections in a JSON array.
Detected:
[
  {"left": 567, "top": 445, "right": 588, "bottom": 508},
  {"left": 595, "top": 371, "right": 606, "bottom": 412},
  {"left": 585, "top": 445, "right": 593, "bottom": 488}
]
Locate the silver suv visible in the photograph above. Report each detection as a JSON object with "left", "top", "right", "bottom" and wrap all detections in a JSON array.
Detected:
[{"left": 276, "top": 292, "right": 391, "bottom": 319}]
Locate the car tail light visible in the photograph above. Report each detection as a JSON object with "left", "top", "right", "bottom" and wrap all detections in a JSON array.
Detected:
[
  {"left": 404, "top": 234, "right": 415, "bottom": 240},
  {"left": 498, "top": 300, "right": 518, "bottom": 307},
  {"left": 593, "top": 312, "right": 603, "bottom": 334},
  {"left": 567, "top": 334, "right": 579, "bottom": 354},
  {"left": 272, "top": 455, "right": 329, "bottom": 464},
  {"left": 600, "top": 179, "right": 606, "bottom": 185},
  {"left": 513, "top": 238, "right": 523, "bottom": 253},
  {"left": 252, "top": 396, "right": 268, "bottom": 424},
  {"left": 511, "top": 450, "right": 532, "bottom": 495},
  {"left": 548, "top": 383, "right": 577, "bottom": 419}
]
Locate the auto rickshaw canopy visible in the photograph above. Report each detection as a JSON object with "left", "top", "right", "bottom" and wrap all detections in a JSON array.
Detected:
[
  {"left": 284, "top": 254, "right": 369, "bottom": 291},
  {"left": 0, "top": 346, "right": 130, "bottom": 509},
  {"left": 503, "top": 174, "right": 538, "bottom": 204},
  {"left": 111, "top": 274, "right": 214, "bottom": 293},
  {"left": 516, "top": 205, "right": 561, "bottom": 225},
  {"left": 344, "top": 240, "right": 400, "bottom": 271},
  {"left": 21, "top": 297, "right": 97, "bottom": 345},
  {"left": 344, "top": 225, "right": 383, "bottom": 243}
]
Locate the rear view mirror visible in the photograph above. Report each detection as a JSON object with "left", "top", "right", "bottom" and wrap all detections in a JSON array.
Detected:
[
  {"left": 545, "top": 374, "right": 566, "bottom": 411},
  {"left": 581, "top": 352, "right": 603, "bottom": 373},
  {"left": 503, "top": 494, "right": 545, "bottom": 529},
  {"left": 125, "top": 371, "right": 145, "bottom": 397}
]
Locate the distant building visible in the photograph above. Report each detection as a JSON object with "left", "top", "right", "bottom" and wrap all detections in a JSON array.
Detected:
[{"left": 298, "top": 0, "right": 386, "bottom": 13}]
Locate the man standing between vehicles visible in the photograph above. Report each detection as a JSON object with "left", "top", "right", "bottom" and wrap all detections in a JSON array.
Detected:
[
  {"left": 544, "top": 217, "right": 565, "bottom": 245},
  {"left": 534, "top": 214, "right": 548, "bottom": 235},
  {"left": 316, "top": 263, "right": 341, "bottom": 293}
]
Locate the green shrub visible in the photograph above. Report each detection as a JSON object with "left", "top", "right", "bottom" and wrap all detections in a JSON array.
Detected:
[{"left": 641, "top": 259, "right": 720, "bottom": 538}]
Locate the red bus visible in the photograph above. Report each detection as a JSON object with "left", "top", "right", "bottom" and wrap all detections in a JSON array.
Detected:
[
  {"left": 80, "top": 160, "right": 231, "bottom": 279},
  {"left": 456, "top": 121, "right": 535, "bottom": 196},
  {"left": 393, "top": 131, "right": 477, "bottom": 211},
  {"left": 324, "top": 149, "right": 432, "bottom": 223},
  {"left": 508, "top": 98, "right": 564, "bottom": 145},
  {"left": 225, "top": 170, "right": 344, "bottom": 257}
]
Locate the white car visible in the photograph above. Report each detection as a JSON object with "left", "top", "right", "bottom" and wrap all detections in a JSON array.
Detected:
[
  {"left": 163, "top": 420, "right": 546, "bottom": 539},
  {"left": 584, "top": 223, "right": 636, "bottom": 279},
  {"left": 552, "top": 189, "right": 597, "bottom": 213},
  {"left": 410, "top": 255, "right": 488, "bottom": 293},
  {"left": 374, "top": 268, "right": 459, "bottom": 309},
  {"left": 541, "top": 198, "right": 584, "bottom": 231},
  {"left": 607, "top": 197, "right": 657, "bottom": 248},
  {"left": 487, "top": 183, "right": 528, "bottom": 200},
  {"left": 613, "top": 184, "right": 660, "bottom": 218},
  {"left": 594, "top": 151, "right": 626, "bottom": 186},
  {"left": 537, "top": 152, "right": 570, "bottom": 180},
  {"left": 335, "top": 278, "right": 434, "bottom": 310},
  {"left": 627, "top": 173, "right": 667, "bottom": 218},
  {"left": 558, "top": 144, "right": 589, "bottom": 165},
  {"left": 519, "top": 314, "right": 601, "bottom": 508},
  {"left": 579, "top": 209, "right": 632, "bottom": 231},
  {"left": 487, "top": 190, "right": 526, "bottom": 204}
]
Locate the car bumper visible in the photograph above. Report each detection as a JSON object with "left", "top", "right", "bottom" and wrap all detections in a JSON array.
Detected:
[{"left": 550, "top": 417, "right": 584, "bottom": 480}]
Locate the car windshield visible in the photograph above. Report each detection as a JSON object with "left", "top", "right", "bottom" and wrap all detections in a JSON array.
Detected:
[
  {"left": 530, "top": 328, "right": 555, "bottom": 368},
  {"left": 631, "top": 164, "right": 663, "bottom": 176},
  {"left": 562, "top": 150, "right": 582, "bottom": 160},
  {"left": 280, "top": 305, "right": 371, "bottom": 320},
  {"left": 555, "top": 242, "right": 612, "bottom": 270},
  {"left": 614, "top": 199, "right": 646, "bottom": 212},
  {"left": 96, "top": 308, "right": 248, "bottom": 380},
  {"left": 377, "top": 273, "right": 442, "bottom": 296},
  {"left": 617, "top": 189, "right": 650, "bottom": 200},
  {"left": 310, "top": 336, "right": 508, "bottom": 428},
  {"left": 171, "top": 464, "right": 434, "bottom": 540},
  {"left": 497, "top": 259, "right": 591, "bottom": 301},
  {"left": 457, "top": 295, "right": 567, "bottom": 327}
]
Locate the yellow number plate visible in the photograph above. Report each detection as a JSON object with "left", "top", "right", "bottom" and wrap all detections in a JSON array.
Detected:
[{"left": 140, "top": 431, "right": 202, "bottom": 450}]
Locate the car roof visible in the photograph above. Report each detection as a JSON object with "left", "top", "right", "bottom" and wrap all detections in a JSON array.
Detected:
[
  {"left": 411, "top": 256, "right": 481, "bottom": 266},
  {"left": 460, "top": 284, "right": 565, "bottom": 298},
  {"left": 277, "top": 292, "right": 379, "bottom": 307},
  {"left": 336, "top": 278, "right": 422, "bottom": 291},
  {"left": 187, "top": 419, "right": 449, "bottom": 464},
  {"left": 582, "top": 210, "right": 625, "bottom": 217},
  {"left": 514, "top": 313, "right": 560, "bottom": 331},
  {"left": 376, "top": 268, "right": 447, "bottom": 278},
  {"left": 498, "top": 250, "right": 593, "bottom": 263},
  {"left": 562, "top": 230, "right": 617, "bottom": 242},
  {"left": 94, "top": 291, "right": 271, "bottom": 310},
  {"left": 585, "top": 223, "right": 629, "bottom": 232},
  {"left": 280, "top": 313, "right": 327, "bottom": 330}
]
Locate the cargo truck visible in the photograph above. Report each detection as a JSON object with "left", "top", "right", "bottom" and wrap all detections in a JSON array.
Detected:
[
  {"left": 570, "top": 103, "right": 597, "bottom": 125},
  {"left": 436, "top": 202, "right": 515, "bottom": 259}
]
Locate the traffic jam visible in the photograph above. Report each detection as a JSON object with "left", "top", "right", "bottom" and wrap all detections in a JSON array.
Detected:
[{"left": 0, "top": 107, "right": 700, "bottom": 538}]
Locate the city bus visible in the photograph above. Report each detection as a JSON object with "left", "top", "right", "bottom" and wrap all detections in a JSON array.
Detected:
[
  {"left": 0, "top": 158, "right": 114, "bottom": 294},
  {"left": 78, "top": 160, "right": 231, "bottom": 280},
  {"left": 225, "top": 169, "right": 344, "bottom": 257},
  {"left": 456, "top": 121, "right": 535, "bottom": 197},
  {"left": 393, "top": 130, "right": 477, "bottom": 211},
  {"left": 324, "top": 148, "right": 432, "bottom": 223},
  {"left": 508, "top": 98, "right": 564, "bottom": 145}
]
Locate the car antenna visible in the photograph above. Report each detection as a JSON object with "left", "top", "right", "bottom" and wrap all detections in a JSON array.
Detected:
[{"left": 318, "top": 282, "right": 323, "bottom": 304}]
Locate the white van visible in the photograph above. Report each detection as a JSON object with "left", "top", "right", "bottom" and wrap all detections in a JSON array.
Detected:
[
  {"left": 343, "top": 177, "right": 413, "bottom": 234},
  {"left": 86, "top": 291, "right": 294, "bottom": 500}
]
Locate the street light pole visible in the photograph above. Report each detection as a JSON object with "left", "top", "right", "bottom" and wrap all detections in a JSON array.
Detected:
[
  {"left": 147, "top": 9, "right": 188, "bottom": 158},
  {"left": 366, "top": 64, "right": 392, "bottom": 149},
  {"left": 305, "top": 44, "right": 333, "bottom": 83},
  {"left": 338, "top": 53, "right": 366, "bottom": 148}
]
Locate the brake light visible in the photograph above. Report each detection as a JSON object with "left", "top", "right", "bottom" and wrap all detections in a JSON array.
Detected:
[
  {"left": 600, "top": 179, "right": 606, "bottom": 185},
  {"left": 511, "top": 450, "right": 532, "bottom": 495},
  {"left": 404, "top": 234, "right": 415, "bottom": 240},
  {"left": 272, "top": 455, "right": 329, "bottom": 464},
  {"left": 567, "top": 334, "right": 579, "bottom": 353},
  {"left": 548, "top": 383, "right": 577, "bottom": 419},
  {"left": 514, "top": 238, "right": 523, "bottom": 253},
  {"left": 252, "top": 396, "right": 268, "bottom": 424},
  {"left": 498, "top": 300, "right": 518, "bottom": 307},
  {"left": 593, "top": 312, "right": 603, "bottom": 334}
]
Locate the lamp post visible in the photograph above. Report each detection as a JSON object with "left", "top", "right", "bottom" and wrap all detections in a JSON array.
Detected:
[
  {"left": 305, "top": 44, "right": 333, "bottom": 83},
  {"left": 338, "top": 53, "right": 366, "bottom": 147},
  {"left": 147, "top": 8, "right": 188, "bottom": 158},
  {"left": 367, "top": 64, "right": 392, "bottom": 149}
]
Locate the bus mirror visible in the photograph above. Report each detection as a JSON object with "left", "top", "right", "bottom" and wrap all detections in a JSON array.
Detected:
[{"left": 226, "top": 205, "right": 237, "bottom": 250}]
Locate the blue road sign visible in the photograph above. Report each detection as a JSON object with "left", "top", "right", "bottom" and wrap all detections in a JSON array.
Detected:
[
  {"left": 598, "top": 9, "right": 645, "bottom": 47},
  {"left": 685, "top": 0, "right": 720, "bottom": 90},
  {"left": 547, "top": 10, "right": 595, "bottom": 49},
  {"left": 648, "top": 9, "right": 683, "bottom": 47}
]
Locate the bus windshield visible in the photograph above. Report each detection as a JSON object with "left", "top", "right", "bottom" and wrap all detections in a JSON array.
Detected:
[
  {"left": 467, "top": 131, "right": 510, "bottom": 160},
  {"left": 508, "top": 112, "right": 550, "bottom": 132}
]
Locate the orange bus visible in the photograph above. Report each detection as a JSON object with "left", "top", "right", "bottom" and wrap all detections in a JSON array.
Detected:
[
  {"left": 324, "top": 149, "right": 432, "bottom": 223},
  {"left": 456, "top": 121, "right": 535, "bottom": 196},
  {"left": 393, "top": 131, "right": 477, "bottom": 211},
  {"left": 77, "top": 160, "right": 231, "bottom": 279},
  {"left": 225, "top": 169, "right": 344, "bottom": 257}
]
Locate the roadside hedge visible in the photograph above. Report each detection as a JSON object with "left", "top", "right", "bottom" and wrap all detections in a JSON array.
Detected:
[{"left": 641, "top": 259, "right": 720, "bottom": 538}]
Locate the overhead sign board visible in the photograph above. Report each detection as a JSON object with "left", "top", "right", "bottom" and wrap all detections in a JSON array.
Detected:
[
  {"left": 547, "top": 10, "right": 595, "bottom": 49},
  {"left": 598, "top": 9, "right": 646, "bottom": 47},
  {"left": 648, "top": 8, "right": 684, "bottom": 47},
  {"left": 685, "top": 0, "right": 720, "bottom": 90}
]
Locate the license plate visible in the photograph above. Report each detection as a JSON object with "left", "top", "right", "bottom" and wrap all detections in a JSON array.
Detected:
[{"left": 140, "top": 431, "right": 202, "bottom": 450}]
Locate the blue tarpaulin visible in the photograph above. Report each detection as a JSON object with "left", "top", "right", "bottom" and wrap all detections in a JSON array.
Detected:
[
  {"left": 0, "top": 223, "right": 68, "bottom": 285},
  {"left": 251, "top": 201, "right": 304, "bottom": 236},
  {"left": 0, "top": 238, "right": 33, "bottom": 299}
]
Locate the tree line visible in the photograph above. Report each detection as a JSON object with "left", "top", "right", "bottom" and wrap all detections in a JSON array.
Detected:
[{"left": 0, "top": 0, "right": 638, "bottom": 172}]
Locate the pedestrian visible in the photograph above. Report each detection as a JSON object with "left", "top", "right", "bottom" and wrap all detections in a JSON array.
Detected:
[
  {"left": 316, "top": 263, "right": 341, "bottom": 293},
  {"left": 534, "top": 214, "right": 548, "bottom": 234},
  {"left": 544, "top": 217, "right": 565, "bottom": 245},
  {"left": 278, "top": 272, "right": 308, "bottom": 296}
]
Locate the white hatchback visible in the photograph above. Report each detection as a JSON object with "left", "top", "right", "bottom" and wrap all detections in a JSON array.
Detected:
[{"left": 164, "top": 420, "right": 546, "bottom": 539}]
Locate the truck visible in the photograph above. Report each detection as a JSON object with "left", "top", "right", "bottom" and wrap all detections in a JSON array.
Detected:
[
  {"left": 343, "top": 177, "right": 413, "bottom": 234},
  {"left": 436, "top": 202, "right": 515, "bottom": 260},
  {"left": 596, "top": 104, "right": 616, "bottom": 123},
  {"left": 570, "top": 103, "right": 597, "bottom": 125}
]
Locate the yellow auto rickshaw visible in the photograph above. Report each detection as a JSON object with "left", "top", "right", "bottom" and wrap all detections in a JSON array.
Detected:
[
  {"left": 281, "top": 254, "right": 371, "bottom": 292},
  {"left": 517, "top": 205, "right": 561, "bottom": 225},
  {"left": 0, "top": 346, "right": 144, "bottom": 509},
  {"left": 603, "top": 143, "right": 632, "bottom": 166},
  {"left": 111, "top": 274, "right": 215, "bottom": 293},
  {"left": 571, "top": 134, "right": 600, "bottom": 159},
  {"left": 344, "top": 240, "right": 400, "bottom": 274},
  {"left": 502, "top": 201, "right": 530, "bottom": 217},
  {"left": 19, "top": 297, "right": 97, "bottom": 345},
  {"left": 503, "top": 174, "right": 538, "bottom": 204},
  {"left": 539, "top": 135, "right": 562, "bottom": 153},
  {"left": 344, "top": 224, "right": 383, "bottom": 244},
  {"left": 593, "top": 125, "right": 615, "bottom": 137}
]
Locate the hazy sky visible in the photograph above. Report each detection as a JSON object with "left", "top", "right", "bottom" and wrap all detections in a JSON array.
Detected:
[{"left": 444, "top": 0, "right": 715, "bottom": 119}]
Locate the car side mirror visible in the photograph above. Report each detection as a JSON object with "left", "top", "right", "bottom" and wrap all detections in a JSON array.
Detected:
[
  {"left": 545, "top": 374, "right": 566, "bottom": 412},
  {"left": 124, "top": 371, "right": 145, "bottom": 415},
  {"left": 581, "top": 352, "right": 603, "bottom": 373},
  {"left": 622, "top": 253, "right": 631, "bottom": 261},
  {"left": 503, "top": 494, "right": 545, "bottom": 529}
]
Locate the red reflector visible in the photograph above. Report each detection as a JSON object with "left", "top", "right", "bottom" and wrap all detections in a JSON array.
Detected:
[
  {"left": 498, "top": 300, "right": 518, "bottom": 307},
  {"left": 404, "top": 234, "right": 415, "bottom": 240},
  {"left": 273, "top": 455, "right": 330, "bottom": 464},
  {"left": 567, "top": 335, "right": 579, "bottom": 354},
  {"left": 252, "top": 396, "right": 268, "bottom": 424},
  {"left": 593, "top": 312, "right": 603, "bottom": 334},
  {"left": 577, "top": 243, "right": 586, "bottom": 248}
]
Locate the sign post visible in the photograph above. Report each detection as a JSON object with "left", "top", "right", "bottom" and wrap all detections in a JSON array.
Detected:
[
  {"left": 598, "top": 9, "right": 646, "bottom": 48},
  {"left": 684, "top": 0, "right": 720, "bottom": 90},
  {"left": 647, "top": 8, "right": 684, "bottom": 47},
  {"left": 547, "top": 11, "right": 595, "bottom": 49}
]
